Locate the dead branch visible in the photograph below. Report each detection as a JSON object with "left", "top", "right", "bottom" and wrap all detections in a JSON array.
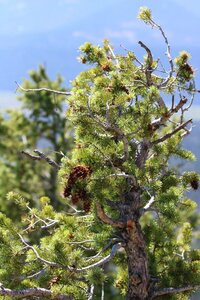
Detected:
[
  {"left": 15, "top": 81, "right": 71, "bottom": 96},
  {"left": 21, "top": 149, "right": 59, "bottom": 169},
  {"left": 148, "top": 19, "right": 174, "bottom": 88},
  {"left": 75, "top": 243, "right": 122, "bottom": 271},
  {"left": 138, "top": 41, "right": 153, "bottom": 86}
]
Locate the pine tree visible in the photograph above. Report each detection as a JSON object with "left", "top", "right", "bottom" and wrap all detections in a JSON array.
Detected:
[
  {"left": 0, "top": 65, "right": 73, "bottom": 219},
  {"left": 0, "top": 7, "right": 200, "bottom": 300}
]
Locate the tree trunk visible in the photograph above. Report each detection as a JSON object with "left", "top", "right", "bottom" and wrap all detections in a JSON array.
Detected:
[{"left": 123, "top": 220, "right": 150, "bottom": 300}]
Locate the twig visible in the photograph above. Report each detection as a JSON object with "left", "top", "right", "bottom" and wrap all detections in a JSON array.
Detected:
[
  {"left": 66, "top": 240, "right": 94, "bottom": 245},
  {"left": 34, "top": 149, "right": 60, "bottom": 169},
  {"left": 15, "top": 81, "right": 71, "bottom": 96},
  {"left": 108, "top": 45, "right": 120, "bottom": 70},
  {"left": 18, "top": 233, "right": 69, "bottom": 269},
  {"left": 21, "top": 150, "right": 41, "bottom": 161},
  {"left": 24, "top": 205, "right": 59, "bottom": 231},
  {"left": 21, "top": 149, "right": 59, "bottom": 169},
  {"left": 41, "top": 219, "right": 59, "bottom": 229},
  {"left": 85, "top": 239, "right": 117, "bottom": 262},
  {"left": 148, "top": 19, "right": 174, "bottom": 88},
  {"left": 26, "top": 266, "right": 48, "bottom": 279},
  {"left": 75, "top": 243, "right": 122, "bottom": 271},
  {"left": 107, "top": 173, "right": 136, "bottom": 182},
  {"left": 19, "top": 233, "right": 120, "bottom": 274}
]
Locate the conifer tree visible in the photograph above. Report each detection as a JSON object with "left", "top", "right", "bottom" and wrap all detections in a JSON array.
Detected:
[
  {"left": 0, "top": 7, "right": 200, "bottom": 300},
  {"left": 0, "top": 66, "right": 73, "bottom": 219}
]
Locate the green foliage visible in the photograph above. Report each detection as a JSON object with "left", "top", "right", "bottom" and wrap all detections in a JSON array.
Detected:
[
  {"left": 0, "top": 7, "right": 200, "bottom": 300},
  {"left": 0, "top": 66, "right": 73, "bottom": 218},
  {"left": 175, "top": 51, "right": 194, "bottom": 83},
  {"left": 138, "top": 7, "right": 152, "bottom": 24}
]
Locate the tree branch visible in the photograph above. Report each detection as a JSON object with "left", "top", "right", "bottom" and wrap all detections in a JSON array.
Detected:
[
  {"left": 148, "top": 19, "right": 174, "bottom": 88},
  {"left": 18, "top": 234, "right": 69, "bottom": 269},
  {"left": 34, "top": 149, "right": 60, "bottom": 169},
  {"left": 154, "top": 284, "right": 200, "bottom": 297},
  {"left": 143, "top": 196, "right": 155, "bottom": 211},
  {"left": 21, "top": 149, "right": 59, "bottom": 169},
  {"left": 15, "top": 81, "right": 71, "bottom": 96},
  {"left": 75, "top": 243, "right": 122, "bottom": 271},
  {"left": 23, "top": 205, "right": 59, "bottom": 231},
  {"left": 0, "top": 286, "right": 72, "bottom": 299},
  {"left": 138, "top": 41, "right": 153, "bottom": 86},
  {"left": 153, "top": 119, "right": 192, "bottom": 145},
  {"left": 150, "top": 96, "right": 188, "bottom": 130},
  {"left": 108, "top": 44, "right": 120, "bottom": 70},
  {"left": 88, "top": 284, "right": 95, "bottom": 300},
  {"left": 96, "top": 203, "right": 126, "bottom": 228}
]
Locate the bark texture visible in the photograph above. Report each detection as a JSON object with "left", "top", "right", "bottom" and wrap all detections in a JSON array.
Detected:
[
  {"left": 119, "top": 188, "right": 151, "bottom": 300},
  {"left": 123, "top": 220, "right": 150, "bottom": 300}
]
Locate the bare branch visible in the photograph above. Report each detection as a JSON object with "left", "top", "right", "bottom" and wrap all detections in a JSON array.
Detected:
[
  {"left": 66, "top": 240, "right": 94, "bottom": 245},
  {"left": 0, "top": 286, "right": 72, "bottom": 299},
  {"left": 88, "top": 284, "right": 94, "bottom": 300},
  {"left": 21, "top": 150, "right": 41, "bottom": 161},
  {"left": 21, "top": 149, "right": 59, "bottom": 169},
  {"left": 15, "top": 81, "right": 71, "bottom": 96},
  {"left": 96, "top": 203, "right": 126, "bottom": 228},
  {"left": 26, "top": 266, "right": 48, "bottom": 279},
  {"left": 34, "top": 149, "right": 60, "bottom": 169},
  {"left": 138, "top": 41, "right": 153, "bottom": 86},
  {"left": 18, "top": 233, "right": 69, "bottom": 269},
  {"left": 85, "top": 238, "right": 119, "bottom": 262},
  {"left": 153, "top": 119, "right": 192, "bottom": 145},
  {"left": 108, "top": 44, "right": 120, "bottom": 69},
  {"left": 75, "top": 243, "right": 122, "bottom": 271},
  {"left": 150, "top": 96, "right": 188, "bottom": 130},
  {"left": 154, "top": 284, "right": 200, "bottom": 297},
  {"left": 143, "top": 196, "right": 155, "bottom": 211},
  {"left": 19, "top": 232, "right": 120, "bottom": 274},
  {"left": 23, "top": 205, "right": 59, "bottom": 231},
  {"left": 148, "top": 19, "right": 174, "bottom": 88}
]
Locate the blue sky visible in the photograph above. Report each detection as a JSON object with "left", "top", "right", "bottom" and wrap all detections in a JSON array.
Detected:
[{"left": 1, "top": 0, "right": 200, "bottom": 108}]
